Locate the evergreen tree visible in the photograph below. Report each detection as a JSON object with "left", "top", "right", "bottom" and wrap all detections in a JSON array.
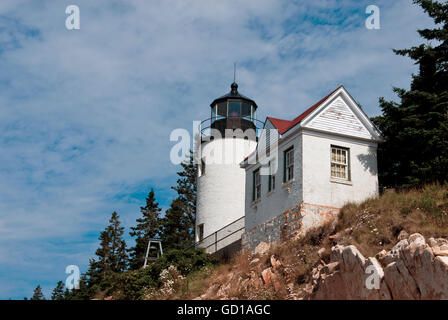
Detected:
[
  {"left": 89, "top": 212, "right": 128, "bottom": 279},
  {"left": 64, "top": 274, "right": 93, "bottom": 300},
  {"left": 161, "top": 198, "right": 194, "bottom": 250},
  {"left": 171, "top": 150, "right": 197, "bottom": 236},
  {"left": 160, "top": 151, "right": 197, "bottom": 250},
  {"left": 30, "top": 285, "right": 45, "bottom": 300},
  {"left": 63, "top": 288, "right": 71, "bottom": 300},
  {"left": 128, "top": 189, "right": 162, "bottom": 270},
  {"left": 51, "top": 281, "right": 65, "bottom": 300},
  {"left": 372, "top": 0, "right": 448, "bottom": 187}
]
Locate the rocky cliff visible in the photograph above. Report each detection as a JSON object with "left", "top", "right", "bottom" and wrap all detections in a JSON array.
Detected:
[
  {"left": 196, "top": 233, "right": 448, "bottom": 300},
  {"left": 311, "top": 233, "right": 448, "bottom": 299}
]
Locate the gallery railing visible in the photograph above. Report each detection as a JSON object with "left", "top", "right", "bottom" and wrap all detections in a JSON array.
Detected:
[{"left": 199, "top": 116, "right": 265, "bottom": 141}]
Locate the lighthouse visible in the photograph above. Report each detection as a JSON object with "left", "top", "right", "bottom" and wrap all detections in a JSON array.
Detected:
[{"left": 195, "top": 82, "right": 260, "bottom": 254}]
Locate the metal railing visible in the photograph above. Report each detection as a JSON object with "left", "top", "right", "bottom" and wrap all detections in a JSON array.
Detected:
[
  {"left": 194, "top": 217, "right": 245, "bottom": 254},
  {"left": 199, "top": 116, "right": 265, "bottom": 140}
]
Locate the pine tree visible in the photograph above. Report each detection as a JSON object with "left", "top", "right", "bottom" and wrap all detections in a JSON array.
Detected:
[
  {"left": 128, "top": 189, "right": 162, "bottom": 270},
  {"left": 63, "top": 288, "right": 71, "bottom": 300},
  {"left": 171, "top": 150, "right": 197, "bottom": 236},
  {"left": 51, "top": 281, "right": 65, "bottom": 300},
  {"left": 160, "top": 151, "right": 197, "bottom": 250},
  {"left": 372, "top": 0, "right": 448, "bottom": 187},
  {"left": 161, "top": 198, "right": 193, "bottom": 250},
  {"left": 30, "top": 285, "right": 45, "bottom": 300},
  {"left": 65, "top": 274, "right": 92, "bottom": 300},
  {"left": 89, "top": 211, "right": 128, "bottom": 278}
]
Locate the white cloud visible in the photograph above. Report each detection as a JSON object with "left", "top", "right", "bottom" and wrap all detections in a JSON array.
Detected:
[{"left": 0, "top": 0, "right": 434, "bottom": 298}]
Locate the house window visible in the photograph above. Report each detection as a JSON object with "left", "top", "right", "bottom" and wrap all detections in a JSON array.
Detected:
[
  {"left": 284, "top": 147, "right": 294, "bottom": 182},
  {"left": 268, "top": 160, "right": 276, "bottom": 192},
  {"left": 253, "top": 169, "right": 261, "bottom": 201},
  {"left": 198, "top": 224, "right": 204, "bottom": 242},
  {"left": 331, "top": 146, "right": 350, "bottom": 180}
]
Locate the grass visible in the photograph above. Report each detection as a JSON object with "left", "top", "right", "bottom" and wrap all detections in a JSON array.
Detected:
[
  {"left": 178, "top": 265, "right": 218, "bottom": 299},
  {"left": 334, "top": 184, "right": 448, "bottom": 256}
]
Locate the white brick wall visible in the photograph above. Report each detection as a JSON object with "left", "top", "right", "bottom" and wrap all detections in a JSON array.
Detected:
[
  {"left": 244, "top": 129, "right": 379, "bottom": 232},
  {"left": 196, "top": 138, "right": 257, "bottom": 242},
  {"left": 301, "top": 129, "right": 379, "bottom": 208},
  {"left": 244, "top": 134, "right": 303, "bottom": 231}
]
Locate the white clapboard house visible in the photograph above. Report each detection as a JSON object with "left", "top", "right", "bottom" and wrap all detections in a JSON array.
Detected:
[{"left": 196, "top": 84, "right": 382, "bottom": 254}]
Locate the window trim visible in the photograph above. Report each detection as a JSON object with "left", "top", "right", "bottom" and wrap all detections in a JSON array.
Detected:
[
  {"left": 283, "top": 146, "right": 294, "bottom": 183},
  {"left": 268, "top": 160, "right": 276, "bottom": 192},
  {"left": 197, "top": 224, "right": 204, "bottom": 242},
  {"left": 253, "top": 168, "right": 261, "bottom": 201},
  {"left": 330, "top": 145, "right": 350, "bottom": 181},
  {"left": 200, "top": 158, "right": 206, "bottom": 176}
]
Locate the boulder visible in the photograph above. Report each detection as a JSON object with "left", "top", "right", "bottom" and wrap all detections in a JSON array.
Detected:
[
  {"left": 317, "top": 247, "right": 327, "bottom": 258},
  {"left": 249, "top": 258, "right": 260, "bottom": 267},
  {"left": 254, "top": 242, "right": 270, "bottom": 256},
  {"left": 261, "top": 267, "right": 275, "bottom": 285},
  {"left": 397, "top": 229, "right": 409, "bottom": 240},
  {"left": 432, "top": 246, "right": 448, "bottom": 257},
  {"left": 270, "top": 255, "right": 282, "bottom": 270}
]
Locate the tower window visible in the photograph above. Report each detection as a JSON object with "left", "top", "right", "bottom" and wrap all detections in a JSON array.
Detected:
[
  {"left": 217, "top": 102, "right": 227, "bottom": 118},
  {"left": 253, "top": 169, "right": 261, "bottom": 201},
  {"left": 201, "top": 158, "right": 206, "bottom": 176},
  {"left": 228, "top": 101, "right": 241, "bottom": 117},
  {"left": 198, "top": 224, "right": 204, "bottom": 242},
  {"left": 211, "top": 105, "right": 216, "bottom": 122},
  {"left": 284, "top": 147, "right": 294, "bottom": 182},
  {"left": 241, "top": 102, "right": 251, "bottom": 118},
  {"left": 331, "top": 146, "right": 350, "bottom": 180}
]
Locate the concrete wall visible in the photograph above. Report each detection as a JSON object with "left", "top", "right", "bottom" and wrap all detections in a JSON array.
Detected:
[
  {"left": 244, "top": 134, "right": 303, "bottom": 231},
  {"left": 301, "top": 129, "right": 379, "bottom": 208},
  {"left": 196, "top": 138, "right": 257, "bottom": 242}
]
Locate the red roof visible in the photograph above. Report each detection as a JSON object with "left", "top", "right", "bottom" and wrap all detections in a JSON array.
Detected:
[{"left": 267, "top": 86, "right": 341, "bottom": 135}]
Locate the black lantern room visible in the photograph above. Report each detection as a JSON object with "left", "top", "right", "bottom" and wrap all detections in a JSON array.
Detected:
[{"left": 209, "top": 82, "right": 258, "bottom": 137}]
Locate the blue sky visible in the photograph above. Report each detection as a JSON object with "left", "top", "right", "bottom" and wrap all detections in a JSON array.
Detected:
[{"left": 0, "top": 0, "right": 434, "bottom": 299}]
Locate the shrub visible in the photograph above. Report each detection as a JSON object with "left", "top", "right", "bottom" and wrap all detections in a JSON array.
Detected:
[{"left": 147, "top": 247, "right": 218, "bottom": 286}]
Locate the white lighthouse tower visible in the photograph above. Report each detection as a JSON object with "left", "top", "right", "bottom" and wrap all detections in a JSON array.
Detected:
[{"left": 196, "top": 82, "right": 260, "bottom": 254}]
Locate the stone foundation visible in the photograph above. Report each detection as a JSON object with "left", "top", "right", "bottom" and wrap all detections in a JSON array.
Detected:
[{"left": 242, "top": 202, "right": 340, "bottom": 250}]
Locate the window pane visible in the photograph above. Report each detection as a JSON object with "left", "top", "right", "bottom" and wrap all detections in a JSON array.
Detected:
[
  {"left": 228, "top": 101, "right": 241, "bottom": 117},
  {"left": 241, "top": 102, "right": 250, "bottom": 117},
  {"left": 288, "top": 166, "right": 294, "bottom": 180},
  {"left": 201, "top": 159, "right": 206, "bottom": 175},
  {"left": 198, "top": 224, "right": 204, "bottom": 241},
  {"left": 286, "top": 149, "right": 294, "bottom": 166},
  {"left": 217, "top": 102, "right": 227, "bottom": 117}
]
